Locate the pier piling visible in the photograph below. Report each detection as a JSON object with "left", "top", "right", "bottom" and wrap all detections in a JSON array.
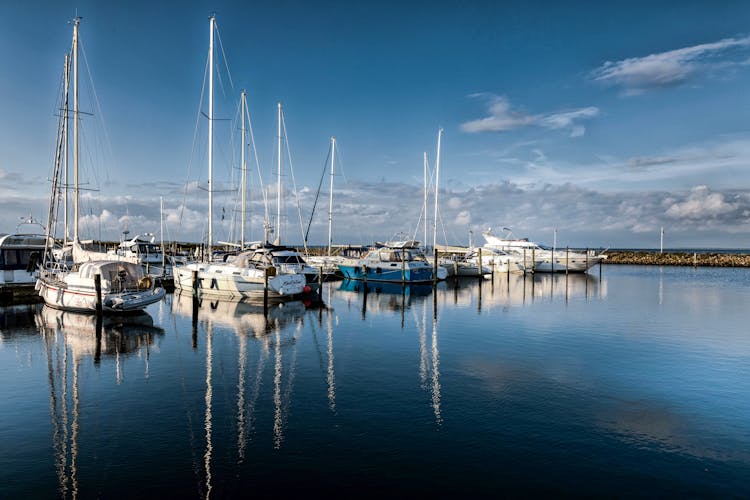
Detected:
[
  {"left": 433, "top": 250, "right": 438, "bottom": 285},
  {"left": 94, "top": 273, "right": 103, "bottom": 317}
]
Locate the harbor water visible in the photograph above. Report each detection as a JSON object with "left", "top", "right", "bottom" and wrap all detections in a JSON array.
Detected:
[{"left": 1, "top": 265, "right": 749, "bottom": 497}]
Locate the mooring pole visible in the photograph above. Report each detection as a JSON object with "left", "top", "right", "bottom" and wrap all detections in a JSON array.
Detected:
[
  {"left": 585, "top": 248, "right": 589, "bottom": 271},
  {"left": 551, "top": 246, "right": 555, "bottom": 273},
  {"left": 401, "top": 250, "right": 406, "bottom": 283},
  {"left": 478, "top": 247, "right": 483, "bottom": 278},
  {"left": 94, "top": 273, "right": 103, "bottom": 318},
  {"left": 523, "top": 248, "right": 527, "bottom": 276},
  {"left": 263, "top": 268, "right": 269, "bottom": 317},
  {"left": 566, "top": 247, "right": 570, "bottom": 276},
  {"left": 433, "top": 250, "right": 438, "bottom": 286}
]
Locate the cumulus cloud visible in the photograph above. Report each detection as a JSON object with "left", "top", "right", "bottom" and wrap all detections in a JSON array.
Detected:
[
  {"left": 591, "top": 36, "right": 750, "bottom": 95},
  {"left": 461, "top": 94, "right": 599, "bottom": 137},
  {"left": 664, "top": 186, "right": 739, "bottom": 219}
]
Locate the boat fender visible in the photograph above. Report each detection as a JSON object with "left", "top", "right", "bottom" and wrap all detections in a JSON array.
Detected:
[{"left": 137, "top": 276, "right": 153, "bottom": 290}]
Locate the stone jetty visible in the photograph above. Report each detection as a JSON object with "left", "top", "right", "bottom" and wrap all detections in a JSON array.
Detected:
[{"left": 604, "top": 251, "right": 750, "bottom": 267}]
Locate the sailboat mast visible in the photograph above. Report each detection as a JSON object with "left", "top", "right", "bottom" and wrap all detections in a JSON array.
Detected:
[
  {"left": 423, "top": 151, "right": 428, "bottom": 250},
  {"left": 207, "top": 15, "right": 215, "bottom": 258},
  {"left": 327, "top": 136, "right": 335, "bottom": 256},
  {"left": 160, "top": 196, "right": 165, "bottom": 274},
  {"left": 72, "top": 17, "right": 80, "bottom": 243},
  {"left": 276, "top": 101, "right": 282, "bottom": 244},
  {"left": 240, "top": 90, "right": 247, "bottom": 248},
  {"left": 63, "top": 53, "right": 70, "bottom": 245},
  {"left": 432, "top": 128, "right": 443, "bottom": 252}
]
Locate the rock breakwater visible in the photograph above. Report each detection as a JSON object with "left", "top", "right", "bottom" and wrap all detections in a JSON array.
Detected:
[{"left": 604, "top": 251, "right": 750, "bottom": 267}]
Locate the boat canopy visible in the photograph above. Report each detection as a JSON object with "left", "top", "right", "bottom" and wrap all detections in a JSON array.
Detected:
[{"left": 78, "top": 261, "right": 144, "bottom": 282}]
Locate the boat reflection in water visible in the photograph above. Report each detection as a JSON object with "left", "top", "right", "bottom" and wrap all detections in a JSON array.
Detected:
[
  {"left": 440, "top": 271, "right": 606, "bottom": 311},
  {"left": 171, "top": 290, "right": 310, "bottom": 493},
  {"left": 338, "top": 278, "right": 434, "bottom": 322},
  {"left": 35, "top": 306, "right": 163, "bottom": 499},
  {"left": 171, "top": 290, "right": 307, "bottom": 339},
  {"left": 37, "top": 306, "right": 164, "bottom": 371}
]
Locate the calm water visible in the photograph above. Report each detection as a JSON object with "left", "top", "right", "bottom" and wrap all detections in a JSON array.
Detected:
[{"left": 1, "top": 266, "right": 749, "bottom": 497}]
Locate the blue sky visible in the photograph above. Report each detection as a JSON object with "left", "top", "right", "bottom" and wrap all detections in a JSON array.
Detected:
[{"left": 1, "top": 1, "right": 749, "bottom": 248}]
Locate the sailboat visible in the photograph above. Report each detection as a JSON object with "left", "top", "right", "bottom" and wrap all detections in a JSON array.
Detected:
[
  {"left": 237, "top": 102, "right": 321, "bottom": 290},
  {"left": 36, "top": 18, "right": 166, "bottom": 313},
  {"left": 172, "top": 16, "right": 306, "bottom": 301},
  {"left": 304, "top": 136, "right": 347, "bottom": 281}
]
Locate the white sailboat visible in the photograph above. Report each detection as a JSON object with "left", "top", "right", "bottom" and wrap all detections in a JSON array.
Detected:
[
  {"left": 36, "top": 18, "right": 166, "bottom": 313},
  {"left": 304, "top": 136, "right": 348, "bottom": 280},
  {"left": 172, "top": 16, "right": 305, "bottom": 301}
]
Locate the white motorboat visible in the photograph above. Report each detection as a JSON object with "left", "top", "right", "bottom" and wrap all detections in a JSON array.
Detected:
[
  {"left": 482, "top": 228, "right": 606, "bottom": 273},
  {"left": 111, "top": 232, "right": 172, "bottom": 278},
  {"left": 0, "top": 216, "right": 51, "bottom": 286}
]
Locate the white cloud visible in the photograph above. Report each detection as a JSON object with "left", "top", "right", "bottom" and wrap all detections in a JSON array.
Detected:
[
  {"left": 665, "top": 186, "right": 738, "bottom": 219},
  {"left": 591, "top": 36, "right": 750, "bottom": 95},
  {"left": 455, "top": 210, "right": 471, "bottom": 226},
  {"left": 447, "top": 197, "right": 462, "bottom": 209},
  {"left": 461, "top": 94, "right": 598, "bottom": 137}
]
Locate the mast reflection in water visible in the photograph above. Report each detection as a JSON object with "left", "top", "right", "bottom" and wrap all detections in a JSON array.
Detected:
[
  {"left": 1, "top": 266, "right": 749, "bottom": 497},
  {"left": 35, "top": 306, "right": 163, "bottom": 499}
]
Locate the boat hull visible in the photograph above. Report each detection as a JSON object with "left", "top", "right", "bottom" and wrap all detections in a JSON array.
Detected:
[
  {"left": 36, "top": 278, "right": 165, "bottom": 313},
  {"left": 173, "top": 264, "right": 307, "bottom": 300},
  {"left": 337, "top": 263, "right": 435, "bottom": 283}
]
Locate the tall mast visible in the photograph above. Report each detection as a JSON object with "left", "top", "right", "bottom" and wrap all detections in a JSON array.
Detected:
[
  {"left": 276, "top": 101, "right": 282, "bottom": 244},
  {"left": 327, "top": 136, "right": 335, "bottom": 256},
  {"left": 160, "top": 196, "right": 165, "bottom": 274},
  {"left": 423, "top": 151, "right": 428, "bottom": 250},
  {"left": 240, "top": 90, "right": 247, "bottom": 248},
  {"left": 432, "top": 128, "right": 443, "bottom": 252},
  {"left": 207, "top": 15, "right": 215, "bottom": 258},
  {"left": 72, "top": 17, "right": 80, "bottom": 242},
  {"left": 63, "top": 53, "right": 70, "bottom": 245}
]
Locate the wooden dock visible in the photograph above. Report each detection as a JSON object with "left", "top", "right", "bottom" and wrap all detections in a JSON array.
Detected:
[{"left": 0, "top": 284, "right": 43, "bottom": 306}]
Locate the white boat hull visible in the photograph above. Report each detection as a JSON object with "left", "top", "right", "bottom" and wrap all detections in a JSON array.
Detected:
[
  {"left": 173, "top": 263, "right": 307, "bottom": 300},
  {"left": 36, "top": 277, "right": 165, "bottom": 313}
]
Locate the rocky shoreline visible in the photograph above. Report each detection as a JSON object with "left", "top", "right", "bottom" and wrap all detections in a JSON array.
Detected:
[{"left": 604, "top": 251, "right": 750, "bottom": 267}]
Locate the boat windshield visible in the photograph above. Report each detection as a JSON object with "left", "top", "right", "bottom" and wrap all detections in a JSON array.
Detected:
[{"left": 273, "top": 254, "right": 305, "bottom": 264}]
